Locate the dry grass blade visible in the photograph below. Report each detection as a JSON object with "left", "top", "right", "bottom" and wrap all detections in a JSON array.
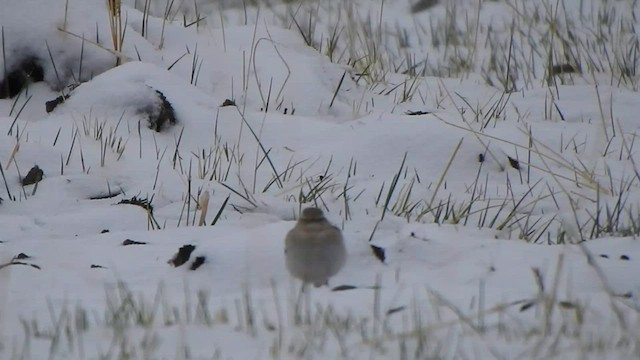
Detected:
[
  {"left": 234, "top": 107, "right": 283, "bottom": 190},
  {"left": 107, "top": 0, "right": 124, "bottom": 65},
  {"left": 381, "top": 152, "right": 407, "bottom": 221}
]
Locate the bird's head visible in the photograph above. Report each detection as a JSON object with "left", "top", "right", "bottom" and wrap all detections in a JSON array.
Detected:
[{"left": 300, "top": 207, "right": 326, "bottom": 223}]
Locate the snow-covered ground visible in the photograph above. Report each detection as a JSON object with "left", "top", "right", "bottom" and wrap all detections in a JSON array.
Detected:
[{"left": 1, "top": 0, "right": 639, "bottom": 358}]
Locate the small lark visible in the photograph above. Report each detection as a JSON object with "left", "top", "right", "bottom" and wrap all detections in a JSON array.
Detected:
[{"left": 285, "top": 207, "right": 346, "bottom": 287}]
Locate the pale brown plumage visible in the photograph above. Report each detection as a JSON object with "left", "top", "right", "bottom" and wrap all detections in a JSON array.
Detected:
[{"left": 285, "top": 207, "right": 346, "bottom": 287}]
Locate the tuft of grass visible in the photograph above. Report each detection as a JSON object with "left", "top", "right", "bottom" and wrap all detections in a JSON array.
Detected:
[
  {"left": 107, "top": 0, "right": 126, "bottom": 66},
  {"left": 8, "top": 269, "right": 639, "bottom": 359}
]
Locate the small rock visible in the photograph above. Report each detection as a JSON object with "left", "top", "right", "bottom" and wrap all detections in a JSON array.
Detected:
[
  {"left": 370, "top": 245, "right": 386, "bottom": 263},
  {"left": 122, "top": 239, "right": 147, "bottom": 246},
  {"left": 190, "top": 256, "right": 206, "bottom": 270},
  {"left": 332, "top": 285, "right": 358, "bottom": 291},
  {"left": 169, "top": 244, "right": 196, "bottom": 267},
  {"left": 0, "top": 57, "right": 44, "bottom": 99},
  {"left": 221, "top": 99, "right": 236, "bottom": 107},
  {"left": 13, "top": 253, "right": 30, "bottom": 260},
  {"left": 45, "top": 94, "right": 69, "bottom": 113},
  {"left": 22, "top": 165, "right": 44, "bottom": 186},
  {"left": 507, "top": 156, "right": 520, "bottom": 170},
  {"left": 147, "top": 89, "right": 177, "bottom": 132},
  {"left": 405, "top": 110, "right": 430, "bottom": 116}
]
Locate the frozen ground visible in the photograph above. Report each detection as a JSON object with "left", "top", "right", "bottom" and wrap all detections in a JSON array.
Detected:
[{"left": 0, "top": 0, "right": 639, "bottom": 358}]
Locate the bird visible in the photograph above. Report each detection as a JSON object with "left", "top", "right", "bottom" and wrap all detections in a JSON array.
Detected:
[{"left": 285, "top": 207, "right": 346, "bottom": 287}]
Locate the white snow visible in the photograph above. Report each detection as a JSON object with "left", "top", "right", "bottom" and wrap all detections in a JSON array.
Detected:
[{"left": 1, "top": 0, "right": 640, "bottom": 359}]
